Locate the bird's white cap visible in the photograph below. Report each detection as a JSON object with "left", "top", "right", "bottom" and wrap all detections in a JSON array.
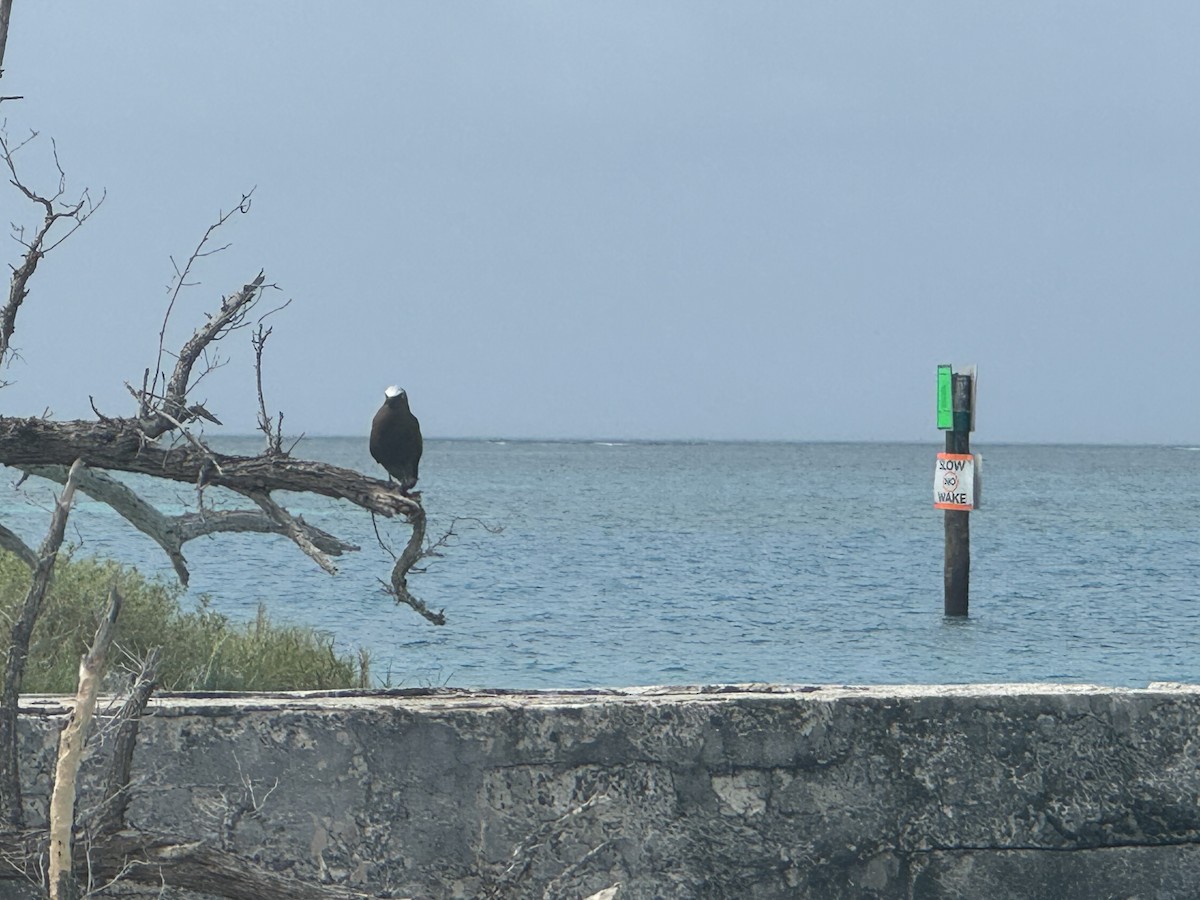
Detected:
[{"left": 384, "top": 385, "right": 404, "bottom": 398}]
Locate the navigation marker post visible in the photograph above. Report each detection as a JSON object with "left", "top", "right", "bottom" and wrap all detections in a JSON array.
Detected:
[{"left": 935, "top": 364, "right": 977, "bottom": 616}]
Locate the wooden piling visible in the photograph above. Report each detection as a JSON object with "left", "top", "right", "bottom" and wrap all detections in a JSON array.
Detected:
[{"left": 943, "top": 373, "right": 972, "bottom": 616}]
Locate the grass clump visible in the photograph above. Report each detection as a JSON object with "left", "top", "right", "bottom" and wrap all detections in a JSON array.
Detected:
[{"left": 0, "top": 550, "right": 370, "bottom": 693}]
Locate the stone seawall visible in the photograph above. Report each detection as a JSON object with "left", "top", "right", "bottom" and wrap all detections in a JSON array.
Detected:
[{"left": 8, "top": 683, "right": 1200, "bottom": 898}]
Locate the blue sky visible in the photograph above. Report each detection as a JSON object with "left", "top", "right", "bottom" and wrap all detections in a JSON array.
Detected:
[{"left": 2, "top": 4, "right": 1198, "bottom": 442}]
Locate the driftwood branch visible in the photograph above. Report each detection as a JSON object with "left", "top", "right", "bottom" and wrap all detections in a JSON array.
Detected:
[
  {"left": 19, "top": 464, "right": 191, "bottom": 582},
  {"left": 49, "top": 586, "right": 122, "bottom": 900},
  {"left": 0, "top": 458, "right": 84, "bottom": 830}
]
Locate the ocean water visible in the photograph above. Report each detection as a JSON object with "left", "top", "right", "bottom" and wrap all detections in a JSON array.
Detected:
[{"left": 2, "top": 439, "right": 1199, "bottom": 689}]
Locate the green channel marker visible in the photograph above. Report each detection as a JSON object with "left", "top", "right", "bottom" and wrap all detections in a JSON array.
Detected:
[{"left": 936, "top": 364, "right": 953, "bottom": 430}]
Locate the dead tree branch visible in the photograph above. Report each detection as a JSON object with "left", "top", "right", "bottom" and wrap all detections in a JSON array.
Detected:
[
  {"left": 1, "top": 131, "right": 104, "bottom": 369},
  {"left": 385, "top": 503, "right": 445, "bottom": 625},
  {"left": 248, "top": 490, "right": 337, "bottom": 575},
  {"left": 0, "top": 522, "right": 36, "bottom": 569},
  {"left": 0, "top": 458, "right": 84, "bottom": 830},
  {"left": 149, "top": 191, "right": 254, "bottom": 416},
  {"left": 0, "top": 0, "right": 12, "bottom": 84},
  {"left": 252, "top": 322, "right": 287, "bottom": 456},
  {"left": 49, "top": 586, "right": 122, "bottom": 900},
  {"left": 92, "top": 648, "right": 160, "bottom": 839},
  {"left": 141, "top": 269, "right": 266, "bottom": 438},
  {"left": 0, "top": 419, "right": 419, "bottom": 519},
  {"left": 14, "top": 465, "right": 359, "bottom": 586}
]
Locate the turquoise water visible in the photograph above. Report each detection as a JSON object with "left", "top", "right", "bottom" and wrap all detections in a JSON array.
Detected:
[{"left": 3, "top": 440, "right": 1199, "bottom": 689}]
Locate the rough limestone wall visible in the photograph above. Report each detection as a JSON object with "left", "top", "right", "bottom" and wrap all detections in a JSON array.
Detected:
[{"left": 9, "top": 683, "right": 1200, "bottom": 899}]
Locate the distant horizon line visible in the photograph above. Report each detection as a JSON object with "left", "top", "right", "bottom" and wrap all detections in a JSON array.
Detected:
[{"left": 204, "top": 434, "right": 1200, "bottom": 449}]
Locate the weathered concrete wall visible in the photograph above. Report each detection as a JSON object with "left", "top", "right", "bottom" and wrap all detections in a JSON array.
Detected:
[{"left": 10, "top": 682, "right": 1200, "bottom": 898}]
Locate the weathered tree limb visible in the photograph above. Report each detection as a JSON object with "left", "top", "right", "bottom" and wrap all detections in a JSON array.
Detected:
[
  {"left": 173, "top": 510, "right": 357, "bottom": 557},
  {"left": 0, "top": 523, "right": 36, "bottom": 570},
  {"left": 49, "top": 586, "right": 121, "bottom": 900},
  {"left": 387, "top": 504, "right": 444, "bottom": 625},
  {"left": 0, "top": 418, "right": 418, "bottom": 519},
  {"left": 0, "top": 0, "right": 12, "bottom": 83},
  {"left": 252, "top": 317, "right": 293, "bottom": 458},
  {"left": 17, "top": 465, "right": 358, "bottom": 586},
  {"left": 249, "top": 490, "right": 337, "bottom": 575},
  {"left": 20, "top": 463, "right": 191, "bottom": 582},
  {"left": 143, "top": 272, "right": 266, "bottom": 438},
  {"left": 148, "top": 192, "right": 254, "bottom": 421},
  {"left": 1, "top": 131, "right": 103, "bottom": 369},
  {"left": 0, "top": 458, "right": 84, "bottom": 830}
]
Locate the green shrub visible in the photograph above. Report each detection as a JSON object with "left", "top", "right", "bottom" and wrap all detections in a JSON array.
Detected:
[{"left": 0, "top": 550, "right": 369, "bottom": 692}]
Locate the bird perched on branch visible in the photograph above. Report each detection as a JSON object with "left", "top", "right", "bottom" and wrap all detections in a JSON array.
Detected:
[{"left": 370, "top": 385, "right": 423, "bottom": 493}]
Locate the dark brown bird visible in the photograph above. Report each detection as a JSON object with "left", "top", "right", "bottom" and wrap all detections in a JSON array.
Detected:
[{"left": 370, "top": 385, "right": 422, "bottom": 492}]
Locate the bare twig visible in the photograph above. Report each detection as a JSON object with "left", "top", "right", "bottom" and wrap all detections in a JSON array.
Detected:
[
  {"left": 416, "top": 516, "right": 504, "bottom": 573},
  {"left": 93, "top": 648, "right": 160, "bottom": 838},
  {"left": 383, "top": 501, "right": 446, "bottom": 625},
  {"left": 251, "top": 323, "right": 285, "bottom": 456},
  {"left": 141, "top": 270, "right": 267, "bottom": 438},
  {"left": 374, "top": 513, "right": 501, "bottom": 575},
  {"left": 374, "top": 512, "right": 503, "bottom": 625},
  {"left": 150, "top": 191, "right": 254, "bottom": 408}
]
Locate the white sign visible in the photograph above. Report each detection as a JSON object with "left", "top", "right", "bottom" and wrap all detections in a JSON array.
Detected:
[{"left": 934, "top": 453, "right": 975, "bottom": 510}]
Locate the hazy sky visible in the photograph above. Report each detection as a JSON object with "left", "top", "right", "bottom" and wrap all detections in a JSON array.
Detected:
[{"left": 2, "top": 4, "right": 1198, "bottom": 443}]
